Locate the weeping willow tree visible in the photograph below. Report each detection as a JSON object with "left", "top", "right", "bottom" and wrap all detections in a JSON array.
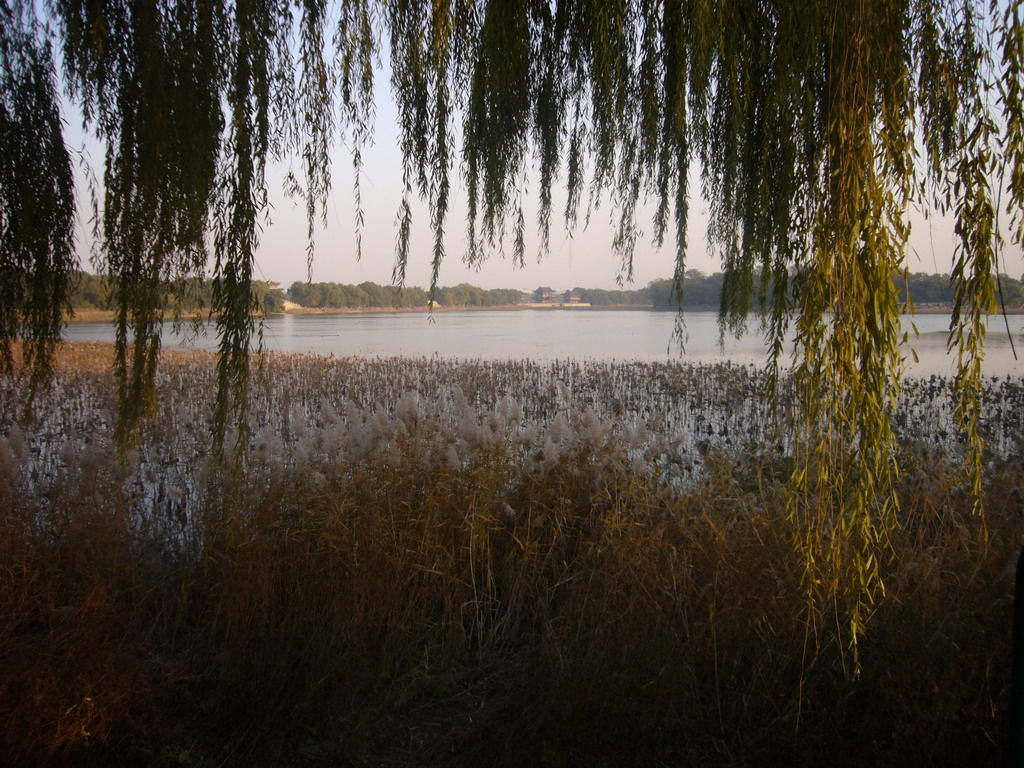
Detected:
[{"left": 2, "top": 0, "right": 1022, "bottom": 655}]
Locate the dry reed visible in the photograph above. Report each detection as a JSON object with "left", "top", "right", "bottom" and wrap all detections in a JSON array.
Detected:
[{"left": 0, "top": 342, "right": 1020, "bottom": 766}]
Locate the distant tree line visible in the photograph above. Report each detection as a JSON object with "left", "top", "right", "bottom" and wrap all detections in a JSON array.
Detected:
[
  {"left": 647, "top": 271, "right": 726, "bottom": 309},
  {"left": 287, "top": 279, "right": 666, "bottom": 308},
  {"left": 895, "top": 272, "right": 1024, "bottom": 308},
  {"left": 67, "top": 272, "right": 286, "bottom": 314},
  {"left": 565, "top": 286, "right": 653, "bottom": 306},
  {"left": 286, "top": 281, "right": 522, "bottom": 309},
  {"left": 69, "top": 270, "right": 1023, "bottom": 314},
  {"left": 646, "top": 271, "right": 1024, "bottom": 311}
]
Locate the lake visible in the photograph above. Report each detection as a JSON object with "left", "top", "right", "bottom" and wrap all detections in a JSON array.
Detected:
[{"left": 63, "top": 309, "right": 1024, "bottom": 377}]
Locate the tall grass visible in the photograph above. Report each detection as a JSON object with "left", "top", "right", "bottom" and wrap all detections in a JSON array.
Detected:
[{"left": 0, "top": 342, "right": 1020, "bottom": 766}]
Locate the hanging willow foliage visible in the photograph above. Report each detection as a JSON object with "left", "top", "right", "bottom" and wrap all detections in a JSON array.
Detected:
[
  {"left": 1, "top": 0, "right": 1022, "bottom": 655},
  {"left": 0, "top": 1, "right": 75, "bottom": 399}
]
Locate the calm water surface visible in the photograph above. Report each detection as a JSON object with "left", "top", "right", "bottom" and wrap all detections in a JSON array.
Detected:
[{"left": 63, "top": 309, "right": 1024, "bottom": 377}]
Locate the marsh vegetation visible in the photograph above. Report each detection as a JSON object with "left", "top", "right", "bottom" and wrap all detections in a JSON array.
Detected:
[{"left": 1, "top": 342, "right": 1021, "bottom": 766}]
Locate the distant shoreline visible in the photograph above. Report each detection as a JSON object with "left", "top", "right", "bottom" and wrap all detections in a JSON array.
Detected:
[
  {"left": 64, "top": 303, "right": 1024, "bottom": 324},
  {"left": 280, "top": 303, "right": 664, "bottom": 315},
  {"left": 65, "top": 304, "right": 660, "bottom": 323}
]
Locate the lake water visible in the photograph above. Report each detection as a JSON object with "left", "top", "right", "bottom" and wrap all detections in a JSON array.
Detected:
[{"left": 63, "top": 309, "right": 1024, "bottom": 377}]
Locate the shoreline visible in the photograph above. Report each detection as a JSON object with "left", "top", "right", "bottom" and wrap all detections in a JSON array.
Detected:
[
  {"left": 65, "top": 303, "right": 1024, "bottom": 323},
  {"left": 64, "top": 304, "right": 659, "bottom": 323}
]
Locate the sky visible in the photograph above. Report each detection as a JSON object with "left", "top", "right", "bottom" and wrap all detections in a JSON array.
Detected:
[
  {"left": 68, "top": 68, "right": 1024, "bottom": 294},
  {"left": 252, "top": 86, "right": 998, "bottom": 292},
  {"left": 254, "top": 93, "right": 717, "bottom": 293}
]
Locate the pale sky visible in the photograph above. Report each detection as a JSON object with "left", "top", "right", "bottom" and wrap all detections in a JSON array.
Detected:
[
  {"left": 255, "top": 106, "right": 1022, "bottom": 292},
  {"left": 255, "top": 90, "right": 718, "bottom": 292},
  {"left": 69, "top": 69, "right": 1024, "bottom": 293}
]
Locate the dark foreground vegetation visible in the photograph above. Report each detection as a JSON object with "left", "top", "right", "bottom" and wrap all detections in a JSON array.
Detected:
[{"left": 1, "top": 343, "right": 1021, "bottom": 766}]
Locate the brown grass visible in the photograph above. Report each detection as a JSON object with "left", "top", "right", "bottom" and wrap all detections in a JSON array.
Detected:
[{"left": 0, "top": 344, "right": 1020, "bottom": 766}]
